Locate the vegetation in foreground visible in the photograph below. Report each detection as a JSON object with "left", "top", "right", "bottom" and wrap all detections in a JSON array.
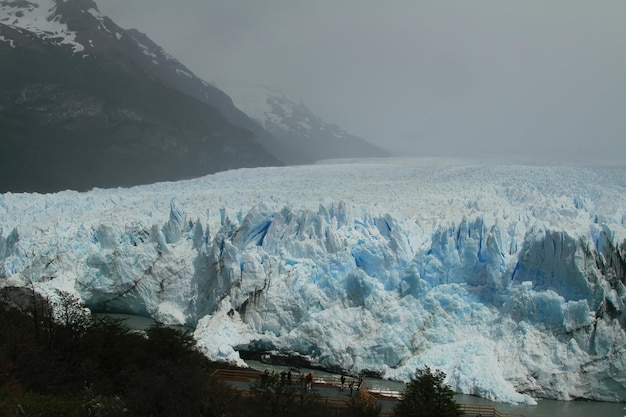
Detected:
[
  {"left": 392, "top": 366, "right": 463, "bottom": 417},
  {"left": 0, "top": 286, "right": 462, "bottom": 416},
  {"left": 0, "top": 287, "right": 379, "bottom": 416}
]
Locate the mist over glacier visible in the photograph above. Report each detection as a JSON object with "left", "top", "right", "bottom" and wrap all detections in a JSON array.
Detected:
[{"left": 1, "top": 158, "right": 625, "bottom": 405}]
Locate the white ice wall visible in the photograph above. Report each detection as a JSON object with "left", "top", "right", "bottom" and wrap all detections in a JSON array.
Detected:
[{"left": 1, "top": 159, "right": 625, "bottom": 404}]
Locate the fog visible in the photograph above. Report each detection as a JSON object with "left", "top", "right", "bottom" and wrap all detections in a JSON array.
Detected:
[{"left": 98, "top": 1, "right": 626, "bottom": 162}]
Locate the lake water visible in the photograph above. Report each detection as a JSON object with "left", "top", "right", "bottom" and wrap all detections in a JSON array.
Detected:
[
  {"left": 93, "top": 313, "right": 193, "bottom": 332},
  {"left": 453, "top": 393, "right": 625, "bottom": 417},
  {"left": 94, "top": 313, "right": 158, "bottom": 330},
  {"left": 96, "top": 314, "right": 625, "bottom": 417},
  {"left": 245, "top": 360, "right": 626, "bottom": 417}
]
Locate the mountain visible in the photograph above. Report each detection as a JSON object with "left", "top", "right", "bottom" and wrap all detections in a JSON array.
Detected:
[
  {"left": 0, "top": 0, "right": 285, "bottom": 193},
  {"left": 2, "top": 158, "right": 625, "bottom": 404},
  {"left": 217, "top": 81, "right": 390, "bottom": 161},
  {"left": 117, "top": 29, "right": 311, "bottom": 166}
]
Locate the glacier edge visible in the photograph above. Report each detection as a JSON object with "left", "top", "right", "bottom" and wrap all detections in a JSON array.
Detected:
[{"left": 1, "top": 159, "right": 625, "bottom": 404}]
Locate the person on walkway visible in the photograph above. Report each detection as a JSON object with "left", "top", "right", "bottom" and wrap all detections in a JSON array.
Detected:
[
  {"left": 348, "top": 381, "right": 354, "bottom": 397},
  {"left": 305, "top": 372, "right": 313, "bottom": 391},
  {"left": 340, "top": 374, "right": 346, "bottom": 391},
  {"left": 357, "top": 374, "right": 364, "bottom": 391}
]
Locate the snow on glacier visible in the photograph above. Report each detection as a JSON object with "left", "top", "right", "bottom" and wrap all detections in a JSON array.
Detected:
[{"left": 1, "top": 158, "right": 626, "bottom": 405}]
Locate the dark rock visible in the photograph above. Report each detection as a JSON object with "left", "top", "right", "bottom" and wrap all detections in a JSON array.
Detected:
[{"left": 0, "top": 1, "right": 285, "bottom": 193}]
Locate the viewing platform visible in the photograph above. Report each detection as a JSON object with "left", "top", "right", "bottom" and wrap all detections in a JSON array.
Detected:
[{"left": 212, "top": 368, "right": 526, "bottom": 417}]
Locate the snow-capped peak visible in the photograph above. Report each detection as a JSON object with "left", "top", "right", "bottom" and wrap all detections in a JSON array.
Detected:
[
  {"left": 0, "top": 0, "right": 85, "bottom": 52},
  {"left": 215, "top": 80, "right": 389, "bottom": 161},
  {"left": 214, "top": 80, "right": 298, "bottom": 127}
]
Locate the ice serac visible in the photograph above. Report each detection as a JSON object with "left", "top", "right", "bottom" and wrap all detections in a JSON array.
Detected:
[{"left": 0, "top": 159, "right": 625, "bottom": 404}]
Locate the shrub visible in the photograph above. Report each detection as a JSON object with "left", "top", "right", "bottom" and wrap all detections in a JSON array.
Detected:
[
  {"left": 348, "top": 392, "right": 382, "bottom": 417},
  {"left": 392, "top": 367, "right": 462, "bottom": 417}
]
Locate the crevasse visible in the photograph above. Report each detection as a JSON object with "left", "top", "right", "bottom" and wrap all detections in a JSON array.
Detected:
[{"left": 1, "top": 159, "right": 625, "bottom": 404}]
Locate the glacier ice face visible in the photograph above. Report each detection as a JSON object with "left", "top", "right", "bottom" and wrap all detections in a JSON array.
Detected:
[{"left": 1, "top": 158, "right": 625, "bottom": 404}]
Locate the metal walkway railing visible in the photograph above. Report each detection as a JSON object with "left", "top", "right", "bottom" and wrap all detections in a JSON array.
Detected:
[{"left": 212, "top": 368, "right": 526, "bottom": 417}]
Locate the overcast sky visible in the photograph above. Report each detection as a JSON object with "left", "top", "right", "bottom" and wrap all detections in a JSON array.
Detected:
[{"left": 98, "top": 1, "right": 626, "bottom": 162}]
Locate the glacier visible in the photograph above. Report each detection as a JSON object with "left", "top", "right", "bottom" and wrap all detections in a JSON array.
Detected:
[{"left": 1, "top": 158, "right": 625, "bottom": 405}]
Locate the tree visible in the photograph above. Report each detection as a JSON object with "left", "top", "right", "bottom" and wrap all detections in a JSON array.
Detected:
[
  {"left": 51, "top": 290, "right": 90, "bottom": 332},
  {"left": 245, "top": 370, "right": 332, "bottom": 417},
  {"left": 392, "top": 367, "right": 462, "bottom": 417},
  {"left": 348, "top": 392, "right": 382, "bottom": 417}
]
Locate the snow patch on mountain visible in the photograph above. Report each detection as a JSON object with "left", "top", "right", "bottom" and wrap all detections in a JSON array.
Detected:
[
  {"left": 83, "top": 6, "right": 114, "bottom": 35},
  {"left": 0, "top": 0, "right": 84, "bottom": 52},
  {"left": 215, "top": 80, "right": 389, "bottom": 160},
  {"left": 0, "top": 34, "right": 14, "bottom": 46},
  {"left": 217, "top": 80, "right": 331, "bottom": 135},
  {"left": 214, "top": 81, "right": 277, "bottom": 127},
  {"left": 125, "top": 29, "right": 186, "bottom": 69},
  {"left": 1, "top": 158, "right": 625, "bottom": 404}
]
